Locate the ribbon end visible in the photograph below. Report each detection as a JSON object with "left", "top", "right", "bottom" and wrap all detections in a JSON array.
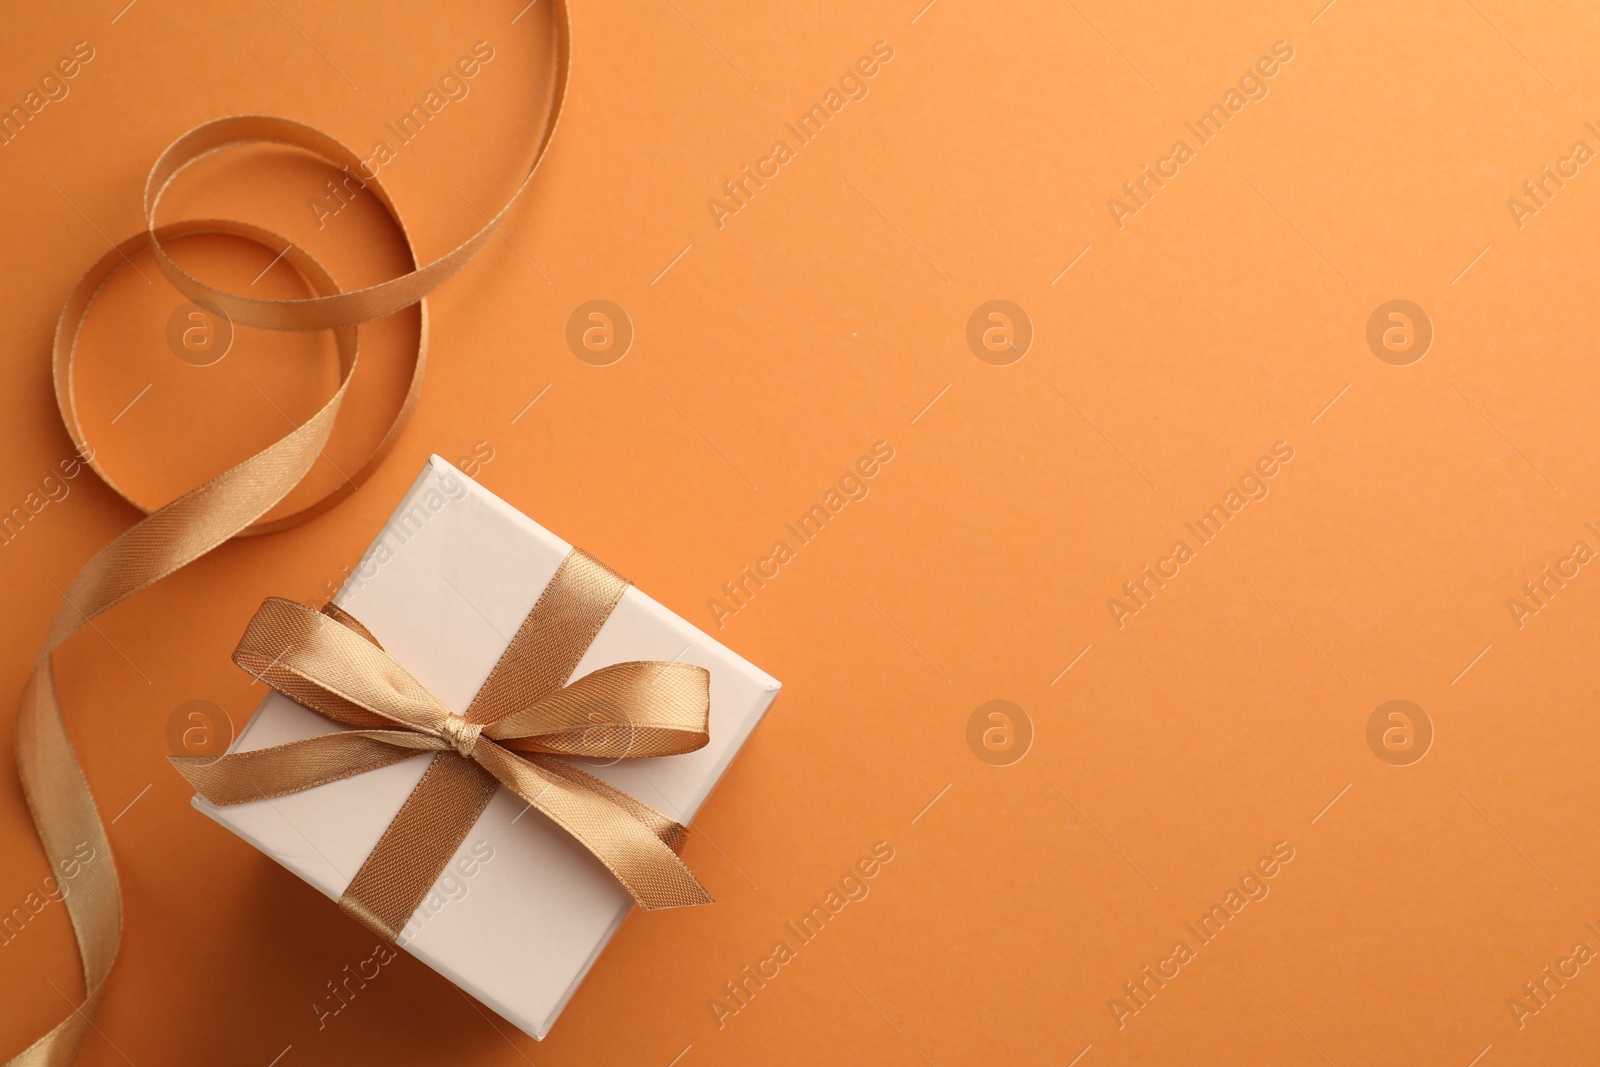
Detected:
[
  {"left": 167, "top": 755, "right": 251, "bottom": 806},
  {"left": 639, "top": 883, "right": 714, "bottom": 911},
  {"left": 166, "top": 754, "right": 207, "bottom": 789},
  {"left": 340, "top": 892, "right": 405, "bottom": 942}
]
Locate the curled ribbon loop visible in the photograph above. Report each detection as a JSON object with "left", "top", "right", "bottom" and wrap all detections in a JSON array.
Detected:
[
  {"left": 8, "top": 4, "right": 571, "bottom": 1064},
  {"left": 170, "top": 548, "right": 715, "bottom": 940}
]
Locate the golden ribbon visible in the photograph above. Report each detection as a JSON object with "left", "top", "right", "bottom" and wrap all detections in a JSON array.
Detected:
[
  {"left": 10, "top": 3, "right": 571, "bottom": 1063},
  {"left": 171, "top": 548, "right": 715, "bottom": 942}
]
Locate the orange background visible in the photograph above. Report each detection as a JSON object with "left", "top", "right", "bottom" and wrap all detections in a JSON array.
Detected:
[{"left": 3, "top": 1, "right": 1600, "bottom": 1064}]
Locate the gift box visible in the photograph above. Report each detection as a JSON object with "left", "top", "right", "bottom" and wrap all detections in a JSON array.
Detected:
[{"left": 190, "top": 456, "right": 781, "bottom": 1039}]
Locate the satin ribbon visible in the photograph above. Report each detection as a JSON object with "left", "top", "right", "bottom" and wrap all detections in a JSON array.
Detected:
[
  {"left": 171, "top": 548, "right": 715, "bottom": 941},
  {"left": 9, "top": 4, "right": 571, "bottom": 1063}
]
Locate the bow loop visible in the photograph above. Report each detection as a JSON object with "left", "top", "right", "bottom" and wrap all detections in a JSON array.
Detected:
[
  {"left": 484, "top": 660, "right": 711, "bottom": 759},
  {"left": 232, "top": 597, "right": 453, "bottom": 733}
]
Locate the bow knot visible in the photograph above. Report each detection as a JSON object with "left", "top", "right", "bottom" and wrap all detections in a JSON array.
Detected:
[{"left": 438, "top": 715, "right": 483, "bottom": 759}]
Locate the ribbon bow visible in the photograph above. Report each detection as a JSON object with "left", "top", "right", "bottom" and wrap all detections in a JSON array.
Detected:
[{"left": 171, "top": 549, "right": 714, "bottom": 940}]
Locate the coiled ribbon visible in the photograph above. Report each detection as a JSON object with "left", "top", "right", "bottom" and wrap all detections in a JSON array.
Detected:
[{"left": 9, "top": 3, "right": 570, "bottom": 1062}]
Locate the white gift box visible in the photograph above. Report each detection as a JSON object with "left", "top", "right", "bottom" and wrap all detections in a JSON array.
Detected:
[{"left": 194, "top": 456, "right": 781, "bottom": 1038}]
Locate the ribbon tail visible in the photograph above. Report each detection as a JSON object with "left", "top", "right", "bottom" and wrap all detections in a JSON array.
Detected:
[
  {"left": 171, "top": 730, "right": 441, "bottom": 805},
  {"left": 473, "top": 745, "right": 712, "bottom": 910},
  {"left": 524, "top": 754, "right": 691, "bottom": 854},
  {"left": 10, "top": 659, "right": 118, "bottom": 1067}
]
